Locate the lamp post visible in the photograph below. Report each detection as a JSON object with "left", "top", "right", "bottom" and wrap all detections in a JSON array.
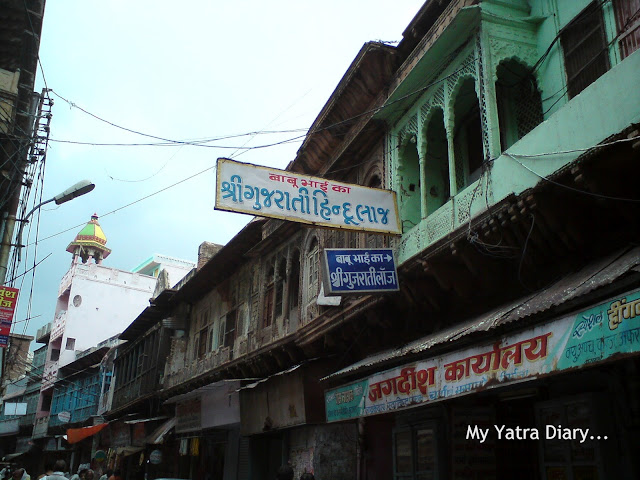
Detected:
[{"left": 0, "top": 179, "right": 95, "bottom": 284}]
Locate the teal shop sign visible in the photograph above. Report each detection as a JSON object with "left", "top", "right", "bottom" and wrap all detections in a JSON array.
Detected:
[
  {"left": 325, "top": 288, "right": 640, "bottom": 422},
  {"left": 558, "top": 288, "right": 640, "bottom": 369},
  {"left": 325, "top": 380, "right": 368, "bottom": 422}
]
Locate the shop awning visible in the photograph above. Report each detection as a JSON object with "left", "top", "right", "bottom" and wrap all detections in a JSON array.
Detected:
[
  {"left": 324, "top": 246, "right": 640, "bottom": 381},
  {"left": 123, "top": 416, "right": 168, "bottom": 425},
  {"left": 67, "top": 423, "right": 108, "bottom": 444},
  {"left": 235, "top": 359, "right": 322, "bottom": 392},
  {"left": 164, "top": 379, "right": 254, "bottom": 404},
  {"left": 115, "top": 446, "right": 143, "bottom": 456},
  {"left": 145, "top": 417, "right": 176, "bottom": 445}
]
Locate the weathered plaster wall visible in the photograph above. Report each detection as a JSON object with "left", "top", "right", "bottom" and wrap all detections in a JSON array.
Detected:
[{"left": 289, "top": 423, "right": 358, "bottom": 480}]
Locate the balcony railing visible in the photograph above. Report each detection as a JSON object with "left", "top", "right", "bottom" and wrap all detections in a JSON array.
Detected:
[
  {"left": 19, "top": 412, "right": 35, "bottom": 427},
  {"left": 164, "top": 346, "right": 232, "bottom": 389},
  {"left": 49, "top": 404, "right": 97, "bottom": 427},
  {"left": 36, "top": 322, "right": 52, "bottom": 343},
  {"left": 32, "top": 416, "right": 49, "bottom": 439},
  {"left": 50, "top": 310, "right": 67, "bottom": 341},
  {"left": 58, "top": 268, "right": 75, "bottom": 296},
  {"left": 41, "top": 361, "right": 59, "bottom": 390}
]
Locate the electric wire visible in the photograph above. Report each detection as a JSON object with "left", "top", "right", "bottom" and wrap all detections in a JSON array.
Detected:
[
  {"left": 21, "top": 0, "right": 51, "bottom": 103},
  {"left": 26, "top": 162, "right": 218, "bottom": 246},
  {"left": 6, "top": 355, "right": 106, "bottom": 402},
  {"left": 11, "top": 1, "right": 640, "bottom": 353},
  {"left": 505, "top": 150, "right": 640, "bottom": 203}
]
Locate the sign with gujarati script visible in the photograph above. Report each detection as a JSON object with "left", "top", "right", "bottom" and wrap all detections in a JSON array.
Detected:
[
  {"left": 215, "top": 158, "right": 401, "bottom": 234},
  {"left": 322, "top": 248, "right": 399, "bottom": 295},
  {"left": 0, "top": 286, "right": 18, "bottom": 348},
  {"left": 325, "top": 288, "right": 640, "bottom": 422}
]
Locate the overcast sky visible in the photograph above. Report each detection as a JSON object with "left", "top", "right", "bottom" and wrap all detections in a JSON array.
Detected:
[{"left": 11, "top": 0, "right": 425, "bottom": 344}]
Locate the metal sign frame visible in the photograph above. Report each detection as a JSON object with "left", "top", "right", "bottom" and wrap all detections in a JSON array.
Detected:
[
  {"left": 215, "top": 158, "right": 401, "bottom": 235},
  {"left": 321, "top": 248, "right": 400, "bottom": 295}
]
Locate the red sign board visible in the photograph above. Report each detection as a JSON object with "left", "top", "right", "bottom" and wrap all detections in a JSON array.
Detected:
[{"left": 0, "top": 286, "right": 19, "bottom": 347}]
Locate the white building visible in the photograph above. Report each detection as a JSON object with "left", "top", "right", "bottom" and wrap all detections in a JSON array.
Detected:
[{"left": 33, "top": 214, "right": 194, "bottom": 436}]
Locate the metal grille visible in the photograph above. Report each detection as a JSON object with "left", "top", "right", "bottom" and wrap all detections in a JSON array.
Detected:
[
  {"left": 407, "top": 114, "right": 418, "bottom": 136},
  {"left": 475, "top": 33, "right": 491, "bottom": 160},
  {"left": 237, "top": 435, "right": 250, "bottom": 479},
  {"left": 614, "top": 0, "right": 640, "bottom": 58},
  {"left": 420, "top": 99, "right": 432, "bottom": 120},
  {"left": 457, "top": 181, "right": 484, "bottom": 224},
  {"left": 397, "top": 124, "right": 408, "bottom": 147},
  {"left": 560, "top": 3, "right": 610, "bottom": 98},
  {"left": 432, "top": 85, "right": 445, "bottom": 107},
  {"left": 397, "top": 115, "right": 418, "bottom": 149},
  {"left": 446, "top": 51, "right": 476, "bottom": 96},
  {"left": 453, "top": 141, "right": 465, "bottom": 192},
  {"left": 426, "top": 202, "right": 454, "bottom": 243},
  {"left": 515, "top": 81, "right": 543, "bottom": 138}
]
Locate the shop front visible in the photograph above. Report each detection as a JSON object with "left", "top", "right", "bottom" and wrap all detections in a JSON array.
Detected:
[
  {"left": 164, "top": 380, "right": 242, "bottom": 480},
  {"left": 240, "top": 360, "right": 358, "bottom": 480},
  {"left": 325, "top": 287, "right": 640, "bottom": 479}
]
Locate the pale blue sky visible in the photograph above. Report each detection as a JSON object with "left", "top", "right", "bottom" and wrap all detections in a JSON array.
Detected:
[{"left": 12, "top": 1, "right": 425, "bottom": 344}]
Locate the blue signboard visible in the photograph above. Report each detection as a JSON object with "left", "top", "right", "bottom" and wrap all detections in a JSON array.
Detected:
[{"left": 322, "top": 248, "right": 399, "bottom": 295}]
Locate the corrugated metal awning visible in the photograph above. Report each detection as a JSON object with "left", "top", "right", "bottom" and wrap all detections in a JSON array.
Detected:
[
  {"left": 145, "top": 417, "right": 176, "bottom": 445},
  {"left": 324, "top": 246, "right": 640, "bottom": 381},
  {"left": 236, "top": 363, "right": 305, "bottom": 392},
  {"left": 123, "top": 416, "right": 168, "bottom": 425},
  {"left": 164, "top": 379, "right": 249, "bottom": 404}
]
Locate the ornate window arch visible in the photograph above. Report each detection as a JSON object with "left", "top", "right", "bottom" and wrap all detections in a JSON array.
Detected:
[
  {"left": 495, "top": 58, "right": 543, "bottom": 152},
  {"left": 288, "top": 248, "right": 301, "bottom": 330},
  {"left": 421, "top": 105, "right": 450, "bottom": 216},
  {"left": 397, "top": 123, "right": 421, "bottom": 232},
  {"left": 304, "top": 235, "right": 320, "bottom": 321},
  {"left": 262, "top": 262, "right": 275, "bottom": 328},
  {"left": 450, "top": 75, "right": 484, "bottom": 192}
]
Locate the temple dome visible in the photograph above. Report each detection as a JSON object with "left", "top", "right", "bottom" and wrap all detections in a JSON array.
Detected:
[{"left": 66, "top": 213, "right": 111, "bottom": 262}]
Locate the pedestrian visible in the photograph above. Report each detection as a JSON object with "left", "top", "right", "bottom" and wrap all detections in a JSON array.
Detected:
[
  {"left": 275, "top": 465, "right": 293, "bottom": 480},
  {"left": 46, "top": 460, "right": 67, "bottom": 480},
  {"left": 69, "top": 466, "right": 88, "bottom": 480},
  {"left": 11, "top": 467, "right": 30, "bottom": 480},
  {"left": 83, "top": 471, "right": 94, "bottom": 480},
  {"left": 98, "top": 469, "right": 112, "bottom": 480},
  {"left": 38, "top": 462, "right": 54, "bottom": 480},
  {"left": 300, "top": 474, "right": 314, "bottom": 480}
]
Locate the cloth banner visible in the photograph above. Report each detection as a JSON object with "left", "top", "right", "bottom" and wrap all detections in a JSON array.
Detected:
[{"left": 67, "top": 423, "right": 108, "bottom": 444}]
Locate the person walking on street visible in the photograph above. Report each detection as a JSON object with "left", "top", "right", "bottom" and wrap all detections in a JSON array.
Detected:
[
  {"left": 46, "top": 461, "right": 68, "bottom": 480},
  {"left": 11, "top": 467, "right": 30, "bottom": 480},
  {"left": 37, "top": 462, "right": 54, "bottom": 480}
]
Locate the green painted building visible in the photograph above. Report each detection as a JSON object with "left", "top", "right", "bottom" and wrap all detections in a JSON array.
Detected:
[{"left": 323, "top": 1, "right": 640, "bottom": 479}]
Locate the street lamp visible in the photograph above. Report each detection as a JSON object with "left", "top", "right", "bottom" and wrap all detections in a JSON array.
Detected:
[{"left": 15, "top": 179, "right": 96, "bottom": 261}]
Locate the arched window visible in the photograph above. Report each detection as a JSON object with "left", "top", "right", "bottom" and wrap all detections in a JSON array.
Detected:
[
  {"left": 275, "top": 258, "right": 286, "bottom": 318},
  {"left": 262, "top": 265, "right": 275, "bottom": 328},
  {"left": 423, "top": 107, "right": 450, "bottom": 215},
  {"left": 288, "top": 250, "right": 301, "bottom": 330},
  {"left": 453, "top": 77, "right": 484, "bottom": 192},
  {"left": 305, "top": 238, "right": 319, "bottom": 311},
  {"left": 495, "top": 59, "right": 543, "bottom": 152},
  {"left": 398, "top": 138, "right": 421, "bottom": 231}
]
